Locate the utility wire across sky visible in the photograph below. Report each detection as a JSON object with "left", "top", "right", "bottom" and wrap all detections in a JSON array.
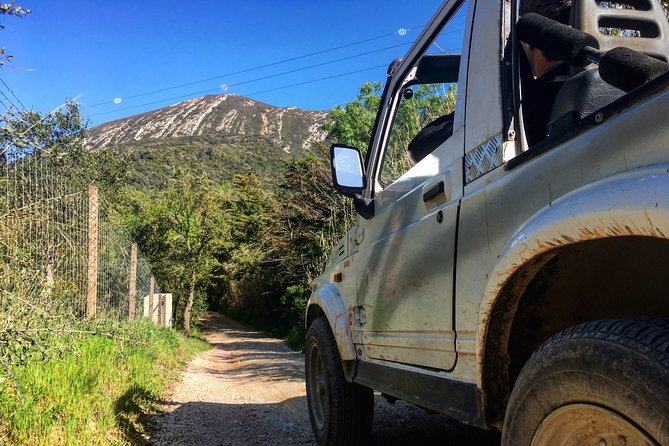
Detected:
[
  {"left": 83, "top": 25, "right": 428, "bottom": 110},
  {"left": 0, "top": 79, "right": 27, "bottom": 112},
  {"left": 88, "top": 39, "right": 461, "bottom": 120},
  {"left": 85, "top": 25, "right": 464, "bottom": 121},
  {"left": 88, "top": 64, "right": 389, "bottom": 118}
]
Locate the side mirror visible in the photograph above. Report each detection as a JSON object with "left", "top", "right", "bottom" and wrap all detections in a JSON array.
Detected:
[{"left": 330, "top": 144, "right": 366, "bottom": 197}]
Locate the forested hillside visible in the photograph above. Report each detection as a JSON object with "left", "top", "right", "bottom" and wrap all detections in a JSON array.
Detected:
[
  {"left": 87, "top": 94, "right": 328, "bottom": 189},
  {"left": 86, "top": 94, "right": 348, "bottom": 342}
]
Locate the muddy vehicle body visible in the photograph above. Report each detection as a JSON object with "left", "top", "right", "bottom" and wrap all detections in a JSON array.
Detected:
[{"left": 305, "top": 0, "right": 669, "bottom": 444}]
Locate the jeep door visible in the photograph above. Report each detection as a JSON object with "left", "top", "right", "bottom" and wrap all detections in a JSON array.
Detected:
[{"left": 355, "top": 0, "right": 470, "bottom": 371}]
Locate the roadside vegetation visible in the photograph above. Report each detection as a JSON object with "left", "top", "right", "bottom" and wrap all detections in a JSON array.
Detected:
[
  {"left": 0, "top": 294, "right": 209, "bottom": 445},
  {"left": 0, "top": 79, "right": 455, "bottom": 353},
  {"left": 1, "top": 36, "right": 454, "bottom": 358}
]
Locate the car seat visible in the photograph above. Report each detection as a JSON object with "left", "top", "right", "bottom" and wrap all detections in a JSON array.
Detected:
[{"left": 548, "top": 0, "right": 669, "bottom": 136}]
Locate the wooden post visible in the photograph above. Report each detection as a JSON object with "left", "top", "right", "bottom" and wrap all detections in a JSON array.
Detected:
[
  {"left": 86, "top": 185, "right": 98, "bottom": 318},
  {"left": 149, "top": 276, "right": 155, "bottom": 322},
  {"left": 160, "top": 294, "right": 166, "bottom": 326},
  {"left": 155, "top": 294, "right": 160, "bottom": 325},
  {"left": 128, "top": 243, "right": 137, "bottom": 321}
]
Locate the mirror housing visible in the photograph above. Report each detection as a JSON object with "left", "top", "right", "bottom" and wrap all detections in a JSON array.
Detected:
[
  {"left": 414, "top": 54, "right": 461, "bottom": 84},
  {"left": 330, "top": 144, "right": 366, "bottom": 197}
]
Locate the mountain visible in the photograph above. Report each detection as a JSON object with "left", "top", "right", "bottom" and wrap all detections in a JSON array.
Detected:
[{"left": 87, "top": 95, "right": 330, "bottom": 189}]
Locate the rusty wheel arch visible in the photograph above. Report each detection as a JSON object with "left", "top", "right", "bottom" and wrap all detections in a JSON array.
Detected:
[{"left": 481, "top": 235, "right": 669, "bottom": 424}]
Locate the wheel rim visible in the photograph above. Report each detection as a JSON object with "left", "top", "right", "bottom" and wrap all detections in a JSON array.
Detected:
[
  {"left": 531, "top": 404, "right": 656, "bottom": 446},
  {"left": 307, "top": 340, "right": 329, "bottom": 431}
]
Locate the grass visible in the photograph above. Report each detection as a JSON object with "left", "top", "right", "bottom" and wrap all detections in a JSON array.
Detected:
[{"left": 0, "top": 318, "right": 210, "bottom": 445}]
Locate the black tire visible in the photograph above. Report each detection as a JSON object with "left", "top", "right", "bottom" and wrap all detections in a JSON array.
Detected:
[
  {"left": 503, "top": 317, "right": 669, "bottom": 445},
  {"left": 305, "top": 317, "right": 373, "bottom": 445}
]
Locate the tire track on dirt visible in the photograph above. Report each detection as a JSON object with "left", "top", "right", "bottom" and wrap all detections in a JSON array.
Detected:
[{"left": 147, "top": 312, "right": 500, "bottom": 445}]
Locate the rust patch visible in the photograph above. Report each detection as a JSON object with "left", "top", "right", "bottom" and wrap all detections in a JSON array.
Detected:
[{"left": 531, "top": 218, "right": 669, "bottom": 260}]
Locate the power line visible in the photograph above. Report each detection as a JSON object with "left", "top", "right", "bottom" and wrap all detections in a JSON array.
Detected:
[
  {"left": 88, "top": 41, "right": 462, "bottom": 120},
  {"left": 209, "top": 42, "right": 412, "bottom": 90},
  {"left": 85, "top": 43, "right": 415, "bottom": 119},
  {"left": 0, "top": 96, "right": 14, "bottom": 113},
  {"left": 84, "top": 27, "right": 463, "bottom": 119},
  {"left": 88, "top": 64, "right": 389, "bottom": 119},
  {"left": 83, "top": 25, "right": 428, "bottom": 109},
  {"left": 0, "top": 79, "right": 28, "bottom": 111},
  {"left": 240, "top": 44, "right": 462, "bottom": 98},
  {"left": 241, "top": 65, "right": 389, "bottom": 98},
  {"left": 84, "top": 28, "right": 464, "bottom": 118},
  {"left": 0, "top": 86, "right": 21, "bottom": 113},
  {"left": 85, "top": 15, "right": 466, "bottom": 122}
]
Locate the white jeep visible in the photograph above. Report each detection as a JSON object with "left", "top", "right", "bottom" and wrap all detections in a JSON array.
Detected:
[{"left": 305, "top": 0, "right": 669, "bottom": 444}]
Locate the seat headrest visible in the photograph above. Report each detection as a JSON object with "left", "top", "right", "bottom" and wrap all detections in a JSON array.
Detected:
[{"left": 571, "top": 0, "right": 669, "bottom": 62}]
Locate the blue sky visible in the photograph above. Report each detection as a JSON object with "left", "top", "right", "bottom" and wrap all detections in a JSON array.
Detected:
[{"left": 0, "top": 1, "right": 463, "bottom": 127}]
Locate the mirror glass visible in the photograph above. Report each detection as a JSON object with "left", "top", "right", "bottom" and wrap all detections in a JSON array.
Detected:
[{"left": 332, "top": 146, "right": 364, "bottom": 189}]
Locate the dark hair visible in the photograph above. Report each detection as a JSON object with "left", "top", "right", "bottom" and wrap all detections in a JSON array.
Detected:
[{"left": 520, "top": 0, "right": 572, "bottom": 24}]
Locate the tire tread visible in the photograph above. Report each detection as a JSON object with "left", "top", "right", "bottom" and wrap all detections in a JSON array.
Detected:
[
  {"left": 306, "top": 317, "right": 373, "bottom": 445},
  {"left": 503, "top": 316, "right": 669, "bottom": 446}
]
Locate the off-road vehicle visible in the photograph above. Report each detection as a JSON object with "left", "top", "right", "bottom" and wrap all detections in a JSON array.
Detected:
[{"left": 305, "top": 0, "right": 669, "bottom": 444}]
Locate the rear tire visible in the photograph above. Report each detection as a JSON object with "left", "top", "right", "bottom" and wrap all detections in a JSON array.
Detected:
[
  {"left": 305, "top": 317, "right": 373, "bottom": 446},
  {"left": 503, "top": 317, "right": 669, "bottom": 445}
]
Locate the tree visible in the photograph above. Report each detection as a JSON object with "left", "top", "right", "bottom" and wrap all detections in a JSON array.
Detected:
[
  {"left": 325, "top": 81, "right": 382, "bottom": 153},
  {"left": 134, "top": 172, "right": 226, "bottom": 336},
  {"left": 272, "top": 149, "right": 356, "bottom": 331},
  {"left": 0, "top": 2, "right": 31, "bottom": 66},
  {"left": 215, "top": 173, "right": 278, "bottom": 320},
  {"left": 276, "top": 148, "right": 355, "bottom": 282},
  {"left": 1, "top": 101, "right": 86, "bottom": 163},
  {"left": 1, "top": 101, "right": 129, "bottom": 197}
]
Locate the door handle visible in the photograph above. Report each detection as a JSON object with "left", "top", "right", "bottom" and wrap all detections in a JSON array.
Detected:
[
  {"left": 423, "top": 181, "right": 444, "bottom": 202},
  {"left": 422, "top": 172, "right": 453, "bottom": 206}
]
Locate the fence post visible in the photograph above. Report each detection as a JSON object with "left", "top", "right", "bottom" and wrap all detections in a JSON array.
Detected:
[
  {"left": 160, "top": 294, "right": 166, "bottom": 326},
  {"left": 86, "top": 185, "right": 98, "bottom": 318},
  {"left": 149, "top": 275, "right": 155, "bottom": 322},
  {"left": 128, "top": 243, "right": 137, "bottom": 321},
  {"left": 157, "top": 294, "right": 162, "bottom": 325}
]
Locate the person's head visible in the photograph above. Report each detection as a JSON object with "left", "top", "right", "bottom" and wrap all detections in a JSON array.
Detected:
[{"left": 520, "top": 0, "right": 572, "bottom": 77}]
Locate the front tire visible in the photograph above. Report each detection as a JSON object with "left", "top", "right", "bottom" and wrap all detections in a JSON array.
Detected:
[
  {"left": 503, "top": 317, "right": 669, "bottom": 445},
  {"left": 305, "top": 317, "right": 373, "bottom": 445}
]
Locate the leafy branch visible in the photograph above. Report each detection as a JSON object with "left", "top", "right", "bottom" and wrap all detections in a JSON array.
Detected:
[{"left": 0, "top": 1, "right": 31, "bottom": 65}]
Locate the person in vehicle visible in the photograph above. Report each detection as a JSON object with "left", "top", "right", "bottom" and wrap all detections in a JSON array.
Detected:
[
  {"left": 407, "top": 0, "right": 574, "bottom": 163},
  {"left": 518, "top": 0, "right": 573, "bottom": 146},
  {"left": 407, "top": 0, "right": 572, "bottom": 164}
]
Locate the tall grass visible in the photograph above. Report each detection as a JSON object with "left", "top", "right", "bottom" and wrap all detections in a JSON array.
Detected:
[{"left": 0, "top": 315, "right": 209, "bottom": 445}]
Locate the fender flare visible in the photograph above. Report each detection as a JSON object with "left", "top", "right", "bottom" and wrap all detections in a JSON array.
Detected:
[
  {"left": 306, "top": 283, "right": 356, "bottom": 361},
  {"left": 476, "top": 165, "right": 669, "bottom": 382}
]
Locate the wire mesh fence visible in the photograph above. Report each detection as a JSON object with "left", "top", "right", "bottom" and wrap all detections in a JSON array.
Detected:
[{"left": 1, "top": 133, "right": 163, "bottom": 322}]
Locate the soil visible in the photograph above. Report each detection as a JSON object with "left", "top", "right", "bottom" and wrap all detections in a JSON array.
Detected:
[{"left": 146, "top": 312, "right": 501, "bottom": 445}]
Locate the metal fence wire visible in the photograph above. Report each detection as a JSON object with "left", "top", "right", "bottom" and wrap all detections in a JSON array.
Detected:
[{"left": 1, "top": 125, "right": 160, "bottom": 321}]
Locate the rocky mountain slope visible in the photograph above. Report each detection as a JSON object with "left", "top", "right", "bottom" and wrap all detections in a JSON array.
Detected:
[
  {"left": 88, "top": 94, "right": 329, "bottom": 153},
  {"left": 87, "top": 95, "right": 330, "bottom": 189}
]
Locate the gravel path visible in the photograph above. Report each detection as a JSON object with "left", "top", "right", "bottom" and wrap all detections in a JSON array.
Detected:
[{"left": 147, "top": 312, "right": 501, "bottom": 445}]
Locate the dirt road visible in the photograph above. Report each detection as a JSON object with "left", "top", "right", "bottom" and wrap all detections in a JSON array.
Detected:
[{"left": 147, "top": 312, "right": 501, "bottom": 445}]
